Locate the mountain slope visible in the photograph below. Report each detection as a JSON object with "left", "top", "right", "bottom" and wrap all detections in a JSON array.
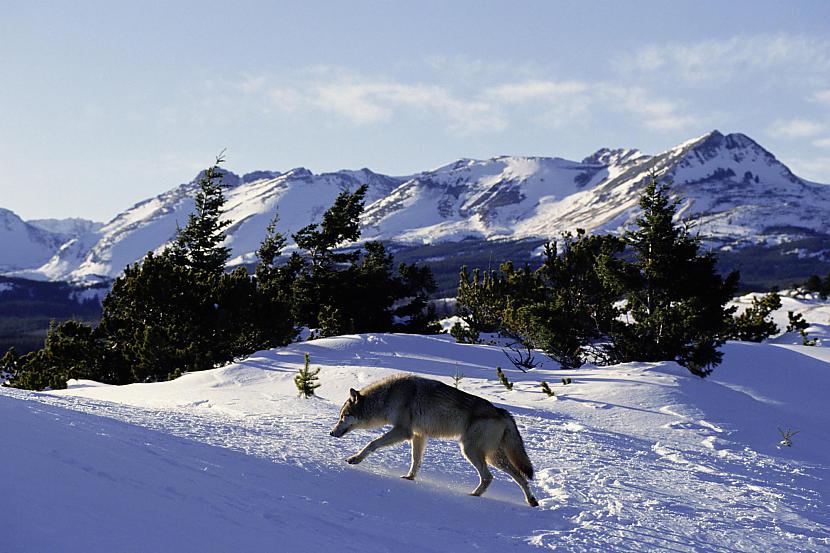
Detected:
[
  {"left": 0, "top": 208, "right": 69, "bottom": 272},
  {"left": 364, "top": 131, "right": 830, "bottom": 247},
  {"left": 359, "top": 154, "right": 640, "bottom": 243},
  {"left": 4, "top": 130, "right": 830, "bottom": 282},
  {"left": 28, "top": 168, "right": 403, "bottom": 282}
]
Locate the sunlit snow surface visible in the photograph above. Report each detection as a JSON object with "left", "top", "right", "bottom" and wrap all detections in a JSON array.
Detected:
[{"left": 2, "top": 333, "right": 829, "bottom": 552}]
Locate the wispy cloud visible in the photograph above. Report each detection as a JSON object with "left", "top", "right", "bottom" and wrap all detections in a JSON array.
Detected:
[
  {"left": 311, "top": 80, "right": 506, "bottom": 133},
  {"left": 813, "top": 137, "right": 830, "bottom": 149},
  {"left": 619, "top": 34, "right": 830, "bottom": 86},
  {"left": 483, "top": 80, "right": 699, "bottom": 131},
  {"left": 486, "top": 80, "right": 588, "bottom": 103},
  {"left": 814, "top": 89, "right": 830, "bottom": 105},
  {"left": 769, "top": 119, "right": 825, "bottom": 138},
  {"left": 598, "top": 85, "right": 698, "bottom": 131},
  {"left": 190, "top": 64, "right": 707, "bottom": 139},
  {"left": 786, "top": 155, "right": 830, "bottom": 182},
  {"left": 235, "top": 72, "right": 506, "bottom": 134}
]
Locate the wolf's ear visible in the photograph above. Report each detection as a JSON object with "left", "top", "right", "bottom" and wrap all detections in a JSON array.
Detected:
[{"left": 349, "top": 388, "right": 361, "bottom": 402}]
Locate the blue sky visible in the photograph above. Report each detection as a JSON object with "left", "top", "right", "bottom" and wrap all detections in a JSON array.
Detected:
[{"left": 2, "top": 0, "right": 829, "bottom": 221}]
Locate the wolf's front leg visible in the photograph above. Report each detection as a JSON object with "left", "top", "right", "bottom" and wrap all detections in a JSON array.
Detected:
[
  {"left": 402, "top": 434, "right": 427, "bottom": 480},
  {"left": 346, "top": 426, "right": 411, "bottom": 464}
]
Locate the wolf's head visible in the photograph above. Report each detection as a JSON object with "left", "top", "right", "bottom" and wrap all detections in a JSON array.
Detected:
[{"left": 330, "top": 388, "right": 365, "bottom": 437}]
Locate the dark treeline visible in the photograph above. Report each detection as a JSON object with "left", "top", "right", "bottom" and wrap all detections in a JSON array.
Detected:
[{"left": 2, "top": 156, "right": 439, "bottom": 390}]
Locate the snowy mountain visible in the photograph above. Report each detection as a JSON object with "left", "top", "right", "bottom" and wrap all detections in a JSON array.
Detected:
[
  {"left": 0, "top": 208, "right": 78, "bottom": 272},
  {"left": 362, "top": 131, "right": 830, "bottom": 247},
  {"left": 17, "top": 168, "right": 403, "bottom": 282},
  {"left": 2, "top": 333, "right": 829, "bottom": 551},
  {"left": 4, "top": 130, "right": 830, "bottom": 282},
  {"left": 26, "top": 218, "right": 103, "bottom": 243}
]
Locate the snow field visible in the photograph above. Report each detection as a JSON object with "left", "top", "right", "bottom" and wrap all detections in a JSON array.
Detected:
[{"left": 2, "top": 333, "right": 830, "bottom": 551}]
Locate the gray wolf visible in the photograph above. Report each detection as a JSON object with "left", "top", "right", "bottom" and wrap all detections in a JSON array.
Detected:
[{"left": 330, "top": 374, "right": 539, "bottom": 507}]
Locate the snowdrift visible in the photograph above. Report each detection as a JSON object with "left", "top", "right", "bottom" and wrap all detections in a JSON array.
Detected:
[{"left": 2, "top": 334, "right": 829, "bottom": 551}]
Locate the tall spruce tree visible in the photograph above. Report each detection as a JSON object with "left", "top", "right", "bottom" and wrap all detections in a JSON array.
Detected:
[
  {"left": 291, "top": 185, "right": 368, "bottom": 327},
  {"left": 168, "top": 153, "right": 232, "bottom": 273},
  {"left": 250, "top": 212, "right": 298, "bottom": 348},
  {"left": 608, "top": 173, "right": 739, "bottom": 377},
  {"left": 98, "top": 155, "right": 242, "bottom": 382}
]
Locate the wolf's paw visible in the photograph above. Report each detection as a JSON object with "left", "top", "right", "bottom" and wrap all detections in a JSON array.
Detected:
[
  {"left": 401, "top": 474, "right": 415, "bottom": 481},
  {"left": 527, "top": 496, "right": 539, "bottom": 508},
  {"left": 345, "top": 455, "right": 362, "bottom": 465}
]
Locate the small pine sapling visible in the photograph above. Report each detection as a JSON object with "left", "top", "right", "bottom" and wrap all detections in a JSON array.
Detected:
[
  {"left": 450, "top": 321, "right": 479, "bottom": 344},
  {"left": 295, "top": 353, "right": 321, "bottom": 398},
  {"left": 561, "top": 377, "right": 573, "bottom": 385},
  {"left": 778, "top": 427, "right": 800, "bottom": 447},
  {"left": 452, "top": 369, "right": 465, "bottom": 389},
  {"left": 496, "top": 366, "right": 513, "bottom": 390},
  {"left": 786, "top": 311, "right": 817, "bottom": 346},
  {"left": 540, "top": 381, "right": 555, "bottom": 397}
]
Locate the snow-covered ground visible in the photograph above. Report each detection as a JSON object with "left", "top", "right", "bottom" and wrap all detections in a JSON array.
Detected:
[{"left": 2, "top": 333, "right": 829, "bottom": 552}]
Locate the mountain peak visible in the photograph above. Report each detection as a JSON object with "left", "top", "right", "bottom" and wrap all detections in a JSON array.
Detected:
[
  {"left": 241, "top": 170, "right": 281, "bottom": 183},
  {"left": 681, "top": 130, "right": 778, "bottom": 165},
  {"left": 188, "top": 167, "right": 241, "bottom": 188},
  {"left": 581, "top": 147, "right": 643, "bottom": 166},
  {"left": 283, "top": 167, "right": 313, "bottom": 179}
]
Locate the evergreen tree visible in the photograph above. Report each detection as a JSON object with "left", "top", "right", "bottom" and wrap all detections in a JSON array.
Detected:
[
  {"left": 293, "top": 185, "right": 368, "bottom": 268},
  {"left": 99, "top": 253, "right": 217, "bottom": 381},
  {"left": 168, "top": 153, "right": 232, "bottom": 273},
  {"left": 317, "top": 305, "right": 347, "bottom": 338},
  {"left": 5, "top": 320, "right": 113, "bottom": 390},
  {"left": 786, "top": 311, "right": 808, "bottom": 334},
  {"left": 608, "top": 173, "right": 739, "bottom": 377},
  {"left": 455, "top": 265, "right": 515, "bottom": 337},
  {"left": 786, "top": 311, "right": 816, "bottom": 346},
  {"left": 1, "top": 347, "right": 19, "bottom": 384},
  {"left": 450, "top": 321, "right": 479, "bottom": 344},
  {"left": 289, "top": 185, "right": 438, "bottom": 335},
  {"left": 295, "top": 353, "right": 321, "bottom": 398},
  {"left": 291, "top": 185, "right": 368, "bottom": 327},
  {"left": 517, "top": 230, "right": 623, "bottom": 369},
  {"left": 255, "top": 213, "right": 288, "bottom": 281},
  {"left": 730, "top": 291, "right": 781, "bottom": 342},
  {"left": 393, "top": 261, "right": 441, "bottom": 334},
  {"left": 5, "top": 349, "right": 61, "bottom": 390}
]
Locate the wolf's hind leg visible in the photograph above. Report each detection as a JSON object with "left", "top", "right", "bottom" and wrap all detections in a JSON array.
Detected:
[
  {"left": 461, "top": 441, "right": 493, "bottom": 496},
  {"left": 402, "top": 434, "right": 427, "bottom": 480},
  {"left": 491, "top": 449, "right": 539, "bottom": 507},
  {"left": 346, "top": 426, "right": 411, "bottom": 465}
]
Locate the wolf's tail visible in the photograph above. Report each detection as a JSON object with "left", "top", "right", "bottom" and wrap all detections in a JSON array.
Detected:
[{"left": 500, "top": 410, "right": 534, "bottom": 480}]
